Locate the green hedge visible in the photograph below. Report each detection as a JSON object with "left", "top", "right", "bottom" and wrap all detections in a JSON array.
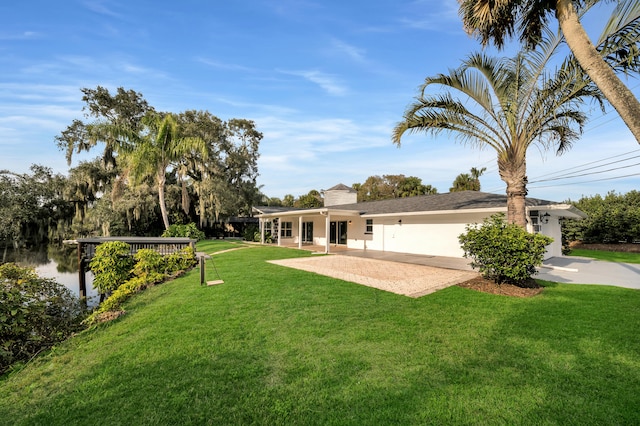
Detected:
[
  {"left": 85, "top": 246, "right": 196, "bottom": 325},
  {"left": 459, "top": 214, "right": 552, "bottom": 286}
]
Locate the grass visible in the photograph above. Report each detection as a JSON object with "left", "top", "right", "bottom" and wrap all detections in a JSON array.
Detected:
[
  {"left": 1, "top": 241, "right": 639, "bottom": 425},
  {"left": 569, "top": 248, "right": 640, "bottom": 264}
]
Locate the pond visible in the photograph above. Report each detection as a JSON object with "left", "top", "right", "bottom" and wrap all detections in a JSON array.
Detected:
[{"left": 1, "top": 243, "right": 99, "bottom": 306}]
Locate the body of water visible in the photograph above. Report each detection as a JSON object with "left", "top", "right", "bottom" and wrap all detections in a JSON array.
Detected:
[{"left": 2, "top": 244, "right": 99, "bottom": 306}]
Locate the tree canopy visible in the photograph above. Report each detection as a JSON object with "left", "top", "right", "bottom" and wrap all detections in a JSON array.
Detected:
[
  {"left": 48, "top": 86, "right": 263, "bottom": 239},
  {"left": 393, "top": 45, "right": 603, "bottom": 227},
  {"left": 458, "top": 0, "right": 640, "bottom": 142},
  {"left": 352, "top": 175, "right": 437, "bottom": 202}
]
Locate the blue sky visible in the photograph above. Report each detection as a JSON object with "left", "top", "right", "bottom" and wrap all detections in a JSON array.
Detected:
[{"left": 1, "top": 0, "right": 639, "bottom": 202}]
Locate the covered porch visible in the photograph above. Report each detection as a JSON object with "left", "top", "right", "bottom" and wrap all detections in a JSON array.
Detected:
[{"left": 255, "top": 207, "right": 363, "bottom": 254}]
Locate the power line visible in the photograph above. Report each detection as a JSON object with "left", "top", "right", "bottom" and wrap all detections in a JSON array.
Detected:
[
  {"left": 529, "top": 148, "right": 640, "bottom": 181},
  {"left": 528, "top": 172, "right": 640, "bottom": 189},
  {"left": 530, "top": 157, "right": 640, "bottom": 183},
  {"left": 483, "top": 169, "right": 640, "bottom": 194}
]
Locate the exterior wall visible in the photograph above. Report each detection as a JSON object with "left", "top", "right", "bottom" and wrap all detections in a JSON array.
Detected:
[
  {"left": 354, "top": 212, "right": 562, "bottom": 259},
  {"left": 271, "top": 210, "right": 563, "bottom": 259},
  {"left": 358, "top": 213, "right": 486, "bottom": 257},
  {"left": 536, "top": 214, "right": 563, "bottom": 258},
  {"left": 324, "top": 190, "right": 357, "bottom": 207}
]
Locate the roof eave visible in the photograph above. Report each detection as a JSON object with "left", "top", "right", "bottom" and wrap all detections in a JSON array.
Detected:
[
  {"left": 361, "top": 207, "right": 506, "bottom": 218},
  {"left": 539, "top": 204, "right": 587, "bottom": 219},
  {"left": 256, "top": 207, "right": 361, "bottom": 218}
]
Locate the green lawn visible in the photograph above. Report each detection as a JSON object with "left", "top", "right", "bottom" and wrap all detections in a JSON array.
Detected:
[
  {"left": 1, "top": 241, "right": 639, "bottom": 425},
  {"left": 569, "top": 248, "right": 640, "bottom": 264}
]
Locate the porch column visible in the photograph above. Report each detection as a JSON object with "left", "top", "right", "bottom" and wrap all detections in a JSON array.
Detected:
[
  {"left": 325, "top": 213, "right": 331, "bottom": 254},
  {"left": 277, "top": 217, "right": 282, "bottom": 246},
  {"left": 260, "top": 218, "right": 265, "bottom": 244},
  {"left": 298, "top": 216, "right": 303, "bottom": 249}
]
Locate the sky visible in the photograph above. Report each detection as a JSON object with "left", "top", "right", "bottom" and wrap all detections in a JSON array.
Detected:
[{"left": 1, "top": 0, "right": 639, "bottom": 203}]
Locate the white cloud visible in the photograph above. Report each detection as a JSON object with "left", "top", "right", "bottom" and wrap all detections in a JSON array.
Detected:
[
  {"left": 196, "top": 57, "right": 255, "bottom": 73},
  {"left": 81, "top": 0, "right": 123, "bottom": 18},
  {"left": 0, "top": 31, "right": 40, "bottom": 40},
  {"left": 278, "top": 69, "right": 347, "bottom": 96},
  {"left": 330, "top": 39, "right": 367, "bottom": 63}
]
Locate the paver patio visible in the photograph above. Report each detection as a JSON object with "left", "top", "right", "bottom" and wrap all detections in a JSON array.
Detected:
[{"left": 268, "top": 254, "right": 479, "bottom": 298}]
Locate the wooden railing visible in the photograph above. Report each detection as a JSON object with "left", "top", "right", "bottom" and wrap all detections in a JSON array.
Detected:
[{"left": 71, "top": 237, "right": 196, "bottom": 300}]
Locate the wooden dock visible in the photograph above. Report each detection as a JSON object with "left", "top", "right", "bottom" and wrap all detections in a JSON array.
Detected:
[{"left": 70, "top": 237, "right": 196, "bottom": 300}]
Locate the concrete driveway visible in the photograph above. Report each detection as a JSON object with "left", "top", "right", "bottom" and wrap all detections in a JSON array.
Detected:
[
  {"left": 343, "top": 250, "right": 640, "bottom": 290},
  {"left": 539, "top": 257, "right": 640, "bottom": 289}
]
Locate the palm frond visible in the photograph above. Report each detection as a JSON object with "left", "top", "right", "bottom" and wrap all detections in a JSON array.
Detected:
[{"left": 596, "top": 0, "right": 640, "bottom": 73}]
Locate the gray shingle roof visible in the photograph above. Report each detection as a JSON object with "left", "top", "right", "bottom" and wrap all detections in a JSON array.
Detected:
[
  {"left": 333, "top": 191, "right": 558, "bottom": 215},
  {"left": 325, "top": 183, "right": 356, "bottom": 192},
  {"left": 252, "top": 206, "right": 297, "bottom": 215}
]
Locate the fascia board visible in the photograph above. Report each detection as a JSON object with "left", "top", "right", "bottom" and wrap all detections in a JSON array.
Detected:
[
  {"left": 257, "top": 208, "right": 361, "bottom": 219},
  {"left": 533, "top": 204, "right": 587, "bottom": 219},
  {"left": 361, "top": 207, "right": 506, "bottom": 218}
]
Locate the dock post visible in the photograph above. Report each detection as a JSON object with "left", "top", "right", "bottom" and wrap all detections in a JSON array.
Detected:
[
  {"left": 200, "top": 255, "right": 205, "bottom": 285},
  {"left": 78, "top": 242, "right": 87, "bottom": 303}
]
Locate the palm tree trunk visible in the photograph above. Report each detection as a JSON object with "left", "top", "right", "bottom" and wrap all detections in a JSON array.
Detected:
[
  {"left": 556, "top": 0, "right": 640, "bottom": 143},
  {"left": 498, "top": 158, "right": 528, "bottom": 228},
  {"left": 157, "top": 173, "right": 170, "bottom": 230}
]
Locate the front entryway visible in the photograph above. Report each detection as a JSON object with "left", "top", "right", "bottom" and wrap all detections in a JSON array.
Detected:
[
  {"left": 330, "top": 221, "right": 348, "bottom": 245},
  {"left": 302, "top": 221, "right": 313, "bottom": 243}
]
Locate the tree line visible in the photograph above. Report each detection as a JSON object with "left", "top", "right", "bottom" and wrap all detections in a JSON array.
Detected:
[
  {"left": 262, "top": 168, "right": 487, "bottom": 208},
  {"left": 1, "top": 87, "right": 263, "bottom": 248},
  {"left": 562, "top": 191, "right": 640, "bottom": 244}
]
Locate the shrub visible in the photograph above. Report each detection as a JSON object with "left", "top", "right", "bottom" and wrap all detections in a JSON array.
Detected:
[
  {"left": 165, "top": 247, "right": 197, "bottom": 274},
  {"left": 84, "top": 276, "right": 148, "bottom": 325},
  {"left": 0, "top": 263, "right": 86, "bottom": 374},
  {"left": 89, "top": 241, "right": 134, "bottom": 295},
  {"left": 132, "top": 249, "right": 166, "bottom": 284},
  {"left": 162, "top": 223, "right": 206, "bottom": 241},
  {"left": 254, "top": 231, "right": 272, "bottom": 243},
  {"left": 85, "top": 246, "right": 196, "bottom": 326},
  {"left": 243, "top": 224, "right": 258, "bottom": 241},
  {"left": 459, "top": 214, "right": 552, "bottom": 286}
]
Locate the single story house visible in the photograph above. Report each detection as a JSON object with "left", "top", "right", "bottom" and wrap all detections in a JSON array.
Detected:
[{"left": 253, "top": 184, "right": 586, "bottom": 260}]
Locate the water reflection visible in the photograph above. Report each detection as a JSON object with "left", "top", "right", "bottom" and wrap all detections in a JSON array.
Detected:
[{"left": 1, "top": 244, "right": 98, "bottom": 306}]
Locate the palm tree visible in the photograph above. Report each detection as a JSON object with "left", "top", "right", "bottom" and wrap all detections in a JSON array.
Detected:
[
  {"left": 392, "top": 49, "right": 603, "bottom": 227},
  {"left": 470, "top": 166, "right": 487, "bottom": 190},
  {"left": 450, "top": 173, "right": 474, "bottom": 192},
  {"left": 451, "top": 167, "right": 487, "bottom": 191},
  {"left": 398, "top": 176, "right": 438, "bottom": 197},
  {"left": 116, "top": 113, "right": 208, "bottom": 230},
  {"left": 457, "top": 0, "right": 640, "bottom": 143}
]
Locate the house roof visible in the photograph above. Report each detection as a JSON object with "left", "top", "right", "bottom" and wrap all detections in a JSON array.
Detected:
[
  {"left": 335, "top": 191, "right": 558, "bottom": 215},
  {"left": 252, "top": 206, "right": 297, "bottom": 215},
  {"left": 254, "top": 191, "right": 586, "bottom": 219},
  {"left": 325, "top": 183, "right": 356, "bottom": 192}
]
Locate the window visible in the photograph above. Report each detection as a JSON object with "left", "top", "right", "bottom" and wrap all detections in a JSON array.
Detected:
[
  {"left": 529, "top": 211, "right": 541, "bottom": 234},
  {"left": 365, "top": 219, "right": 373, "bottom": 234},
  {"left": 531, "top": 217, "right": 541, "bottom": 233},
  {"left": 280, "top": 221, "right": 293, "bottom": 238}
]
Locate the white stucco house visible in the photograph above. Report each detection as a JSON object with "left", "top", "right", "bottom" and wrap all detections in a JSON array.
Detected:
[{"left": 253, "top": 184, "right": 586, "bottom": 260}]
